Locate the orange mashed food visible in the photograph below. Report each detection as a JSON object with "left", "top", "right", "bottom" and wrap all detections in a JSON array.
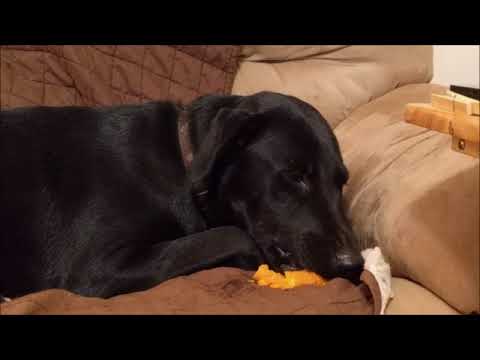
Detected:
[{"left": 252, "top": 264, "right": 327, "bottom": 289}]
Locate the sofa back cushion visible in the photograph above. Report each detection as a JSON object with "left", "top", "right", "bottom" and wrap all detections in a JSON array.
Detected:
[{"left": 232, "top": 45, "right": 433, "bottom": 128}]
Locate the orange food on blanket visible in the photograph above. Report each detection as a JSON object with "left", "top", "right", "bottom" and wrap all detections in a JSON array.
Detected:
[{"left": 252, "top": 264, "right": 327, "bottom": 289}]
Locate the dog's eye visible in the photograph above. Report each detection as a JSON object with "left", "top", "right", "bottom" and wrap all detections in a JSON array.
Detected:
[
  {"left": 289, "top": 172, "right": 304, "bottom": 183},
  {"left": 284, "top": 170, "right": 309, "bottom": 192},
  {"left": 285, "top": 169, "right": 303, "bottom": 183}
]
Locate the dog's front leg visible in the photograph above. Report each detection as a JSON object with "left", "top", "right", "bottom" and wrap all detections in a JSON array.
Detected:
[
  {"left": 154, "top": 226, "right": 263, "bottom": 276},
  {"left": 100, "top": 226, "right": 263, "bottom": 297}
]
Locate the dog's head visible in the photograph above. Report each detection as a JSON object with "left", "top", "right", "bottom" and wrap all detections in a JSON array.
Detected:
[{"left": 188, "top": 92, "right": 364, "bottom": 283}]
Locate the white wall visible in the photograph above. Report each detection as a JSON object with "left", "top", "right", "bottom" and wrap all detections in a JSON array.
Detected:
[{"left": 432, "top": 45, "right": 479, "bottom": 88}]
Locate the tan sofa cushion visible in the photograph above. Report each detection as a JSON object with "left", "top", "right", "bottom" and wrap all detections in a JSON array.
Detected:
[
  {"left": 386, "top": 278, "right": 459, "bottom": 315},
  {"left": 233, "top": 46, "right": 433, "bottom": 128},
  {"left": 240, "top": 46, "right": 348, "bottom": 61},
  {"left": 336, "top": 83, "right": 479, "bottom": 314},
  {"left": 233, "top": 46, "right": 476, "bottom": 312}
]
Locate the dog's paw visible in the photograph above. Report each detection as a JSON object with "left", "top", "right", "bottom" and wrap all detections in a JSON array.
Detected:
[{"left": 361, "top": 247, "right": 393, "bottom": 314}]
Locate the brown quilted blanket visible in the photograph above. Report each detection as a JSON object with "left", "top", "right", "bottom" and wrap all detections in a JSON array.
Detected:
[
  {"left": 0, "top": 45, "right": 240, "bottom": 109},
  {"left": 1, "top": 268, "right": 382, "bottom": 315},
  {"left": 0, "top": 45, "right": 383, "bottom": 315}
]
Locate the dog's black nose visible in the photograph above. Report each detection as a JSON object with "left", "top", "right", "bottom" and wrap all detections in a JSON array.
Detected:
[{"left": 335, "top": 253, "right": 364, "bottom": 285}]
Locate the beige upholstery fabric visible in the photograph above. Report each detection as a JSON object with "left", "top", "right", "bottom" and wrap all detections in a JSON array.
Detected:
[
  {"left": 240, "top": 46, "right": 348, "bottom": 61},
  {"left": 386, "top": 278, "right": 459, "bottom": 315},
  {"left": 233, "top": 46, "right": 433, "bottom": 128},
  {"left": 336, "top": 84, "right": 479, "bottom": 314},
  {"left": 233, "top": 46, "right": 477, "bottom": 313}
]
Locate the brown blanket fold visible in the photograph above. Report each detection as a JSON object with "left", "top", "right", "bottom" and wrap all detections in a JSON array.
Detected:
[{"left": 1, "top": 268, "right": 382, "bottom": 315}]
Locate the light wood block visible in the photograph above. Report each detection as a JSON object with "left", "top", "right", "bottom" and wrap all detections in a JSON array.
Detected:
[
  {"left": 431, "top": 93, "right": 474, "bottom": 115},
  {"left": 452, "top": 112, "right": 480, "bottom": 143},
  {"left": 404, "top": 102, "right": 479, "bottom": 158},
  {"left": 451, "top": 136, "right": 479, "bottom": 158},
  {"left": 445, "top": 90, "right": 480, "bottom": 115},
  {"left": 404, "top": 103, "right": 452, "bottom": 135}
]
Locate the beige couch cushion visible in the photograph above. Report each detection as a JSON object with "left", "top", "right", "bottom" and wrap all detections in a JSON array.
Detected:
[
  {"left": 386, "top": 278, "right": 459, "bottom": 315},
  {"left": 233, "top": 46, "right": 477, "bottom": 313},
  {"left": 336, "top": 83, "right": 479, "bottom": 314},
  {"left": 233, "top": 46, "right": 433, "bottom": 128},
  {"left": 240, "top": 46, "right": 348, "bottom": 61}
]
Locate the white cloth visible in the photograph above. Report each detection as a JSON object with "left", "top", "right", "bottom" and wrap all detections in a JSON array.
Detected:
[{"left": 362, "top": 247, "right": 394, "bottom": 315}]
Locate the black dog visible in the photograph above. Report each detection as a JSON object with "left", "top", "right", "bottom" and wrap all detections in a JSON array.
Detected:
[{"left": 0, "top": 91, "right": 364, "bottom": 299}]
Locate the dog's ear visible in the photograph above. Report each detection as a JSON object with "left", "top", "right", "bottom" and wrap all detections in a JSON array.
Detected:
[
  {"left": 189, "top": 107, "right": 268, "bottom": 199},
  {"left": 188, "top": 94, "right": 244, "bottom": 151}
]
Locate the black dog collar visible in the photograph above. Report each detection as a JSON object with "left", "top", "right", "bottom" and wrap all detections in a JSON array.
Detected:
[
  {"left": 192, "top": 189, "right": 210, "bottom": 222},
  {"left": 177, "top": 106, "right": 194, "bottom": 171},
  {"left": 177, "top": 106, "right": 212, "bottom": 225}
]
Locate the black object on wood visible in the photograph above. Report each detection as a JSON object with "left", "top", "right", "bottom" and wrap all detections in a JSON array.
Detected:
[{"left": 450, "top": 85, "right": 480, "bottom": 100}]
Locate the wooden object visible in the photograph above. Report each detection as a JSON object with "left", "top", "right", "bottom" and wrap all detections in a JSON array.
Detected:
[
  {"left": 404, "top": 90, "right": 479, "bottom": 158},
  {"left": 444, "top": 91, "right": 480, "bottom": 115},
  {"left": 431, "top": 93, "right": 477, "bottom": 115},
  {"left": 451, "top": 136, "right": 479, "bottom": 158}
]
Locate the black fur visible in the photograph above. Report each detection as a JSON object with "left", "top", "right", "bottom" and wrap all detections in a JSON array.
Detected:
[{"left": 0, "top": 91, "right": 363, "bottom": 299}]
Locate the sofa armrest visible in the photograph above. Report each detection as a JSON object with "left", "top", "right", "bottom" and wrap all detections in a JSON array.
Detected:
[{"left": 336, "top": 84, "right": 479, "bottom": 314}]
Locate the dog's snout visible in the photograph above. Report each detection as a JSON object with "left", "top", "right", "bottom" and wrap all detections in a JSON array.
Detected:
[{"left": 335, "top": 252, "right": 364, "bottom": 285}]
